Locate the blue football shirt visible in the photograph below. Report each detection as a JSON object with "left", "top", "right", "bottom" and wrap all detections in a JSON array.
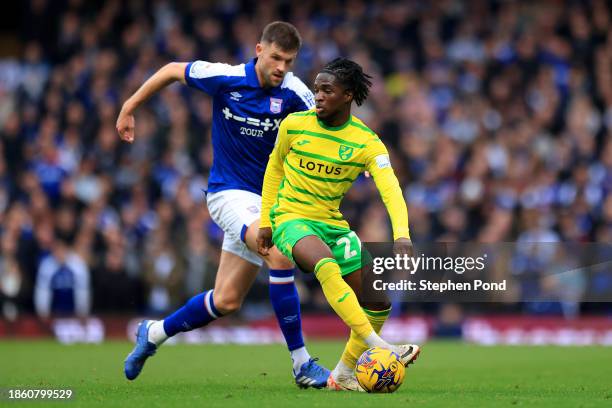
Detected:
[{"left": 185, "top": 58, "right": 314, "bottom": 195}]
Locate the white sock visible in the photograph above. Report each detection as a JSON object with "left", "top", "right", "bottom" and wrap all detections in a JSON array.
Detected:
[
  {"left": 332, "top": 359, "right": 354, "bottom": 379},
  {"left": 290, "top": 346, "right": 311, "bottom": 375},
  {"left": 364, "top": 331, "right": 392, "bottom": 349},
  {"left": 147, "top": 320, "right": 169, "bottom": 346}
]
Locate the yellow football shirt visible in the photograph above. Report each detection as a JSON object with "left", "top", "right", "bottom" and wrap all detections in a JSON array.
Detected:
[{"left": 260, "top": 109, "right": 410, "bottom": 240}]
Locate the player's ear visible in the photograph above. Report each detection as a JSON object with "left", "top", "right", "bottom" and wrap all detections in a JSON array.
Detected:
[
  {"left": 344, "top": 89, "right": 354, "bottom": 104},
  {"left": 255, "top": 43, "right": 264, "bottom": 57}
]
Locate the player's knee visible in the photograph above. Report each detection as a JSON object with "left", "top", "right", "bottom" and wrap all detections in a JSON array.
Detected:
[
  {"left": 265, "top": 251, "right": 294, "bottom": 270},
  {"left": 213, "top": 292, "right": 244, "bottom": 315}
]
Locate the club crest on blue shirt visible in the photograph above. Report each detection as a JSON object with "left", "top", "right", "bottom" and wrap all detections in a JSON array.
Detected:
[
  {"left": 339, "top": 145, "right": 354, "bottom": 160},
  {"left": 270, "top": 97, "right": 283, "bottom": 114}
]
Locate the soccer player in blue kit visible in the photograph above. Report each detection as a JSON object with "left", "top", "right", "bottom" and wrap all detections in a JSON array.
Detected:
[{"left": 116, "top": 22, "right": 329, "bottom": 388}]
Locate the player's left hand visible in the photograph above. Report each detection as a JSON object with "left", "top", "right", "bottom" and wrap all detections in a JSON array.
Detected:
[
  {"left": 393, "top": 237, "right": 413, "bottom": 257},
  {"left": 257, "top": 227, "right": 273, "bottom": 256}
]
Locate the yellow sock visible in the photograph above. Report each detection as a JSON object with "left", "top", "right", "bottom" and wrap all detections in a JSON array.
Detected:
[
  {"left": 340, "top": 307, "right": 391, "bottom": 368},
  {"left": 314, "top": 258, "right": 373, "bottom": 339}
]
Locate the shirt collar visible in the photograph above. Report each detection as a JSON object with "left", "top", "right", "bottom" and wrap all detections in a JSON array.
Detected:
[{"left": 245, "top": 58, "right": 285, "bottom": 91}]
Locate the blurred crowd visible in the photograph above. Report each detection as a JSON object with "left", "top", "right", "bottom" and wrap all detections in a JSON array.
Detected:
[{"left": 1, "top": 0, "right": 611, "bottom": 321}]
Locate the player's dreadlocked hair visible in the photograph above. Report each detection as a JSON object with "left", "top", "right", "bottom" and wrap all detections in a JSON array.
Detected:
[{"left": 321, "top": 57, "right": 372, "bottom": 106}]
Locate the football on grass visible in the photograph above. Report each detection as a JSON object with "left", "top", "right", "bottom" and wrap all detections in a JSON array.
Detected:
[{"left": 355, "top": 347, "right": 405, "bottom": 393}]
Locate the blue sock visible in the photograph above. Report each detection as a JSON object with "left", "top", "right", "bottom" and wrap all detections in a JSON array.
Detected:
[
  {"left": 163, "top": 290, "right": 221, "bottom": 336},
  {"left": 269, "top": 269, "right": 305, "bottom": 351}
]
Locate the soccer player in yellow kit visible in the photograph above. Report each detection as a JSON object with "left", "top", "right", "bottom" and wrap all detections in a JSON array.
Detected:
[{"left": 257, "top": 57, "right": 420, "bottom": 391}]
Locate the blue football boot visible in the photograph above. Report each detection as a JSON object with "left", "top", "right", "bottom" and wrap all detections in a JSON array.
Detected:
[
  {"left": 294, "top": 358, "right": 331, "bottom": 389},
  {"left": 124, "top": 320, "right": 157, "bottom": 380}
]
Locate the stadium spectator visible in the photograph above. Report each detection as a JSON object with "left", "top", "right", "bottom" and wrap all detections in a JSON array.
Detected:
[
  {"left": 142, "top": 228, "right": 184, "bottom": 315},
  {"left": 92, "top": 245, "right": 143, "bottom": 313},
  {"left": 33, "top": 235, "right": 91, "bottom": 318},
  {"left": 0, "top": 232, "right": 26, "bottom": 321}
]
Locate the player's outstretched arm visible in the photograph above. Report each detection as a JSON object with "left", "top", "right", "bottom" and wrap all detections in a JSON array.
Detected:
[{"left": 116, "top": 62, "right": 188, "bottom": 143}]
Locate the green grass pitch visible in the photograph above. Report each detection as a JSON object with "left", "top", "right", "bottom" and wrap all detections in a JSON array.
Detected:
[{"left": 2, "top": 340, "right": 611, "bottom": 407}]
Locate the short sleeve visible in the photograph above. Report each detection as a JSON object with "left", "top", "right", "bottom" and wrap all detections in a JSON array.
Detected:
[
  {"left": 184, "top": 61, "right": 244, "bottom": 96},
  {"left": 293, "top": 87, "right": 315, "bottom": 111},
  {"left": 282, "top": 73, "right": 315, "bottom": 112}
]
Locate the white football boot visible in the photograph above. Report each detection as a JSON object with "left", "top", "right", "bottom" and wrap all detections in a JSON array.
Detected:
[
  {"left": 394, "top": 344, "right": 421, "bottom": 366},
  {"left": 327, "top": 373, "right": 365, "bottom": 392}
]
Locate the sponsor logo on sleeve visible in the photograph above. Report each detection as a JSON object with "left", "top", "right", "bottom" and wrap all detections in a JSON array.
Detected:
[
  {"left": 375, "top": 154, "right": 391, "bottom": 169},
  {"left": 247, "top": 205, "right": 260, "bottom": 214},
  {"left": 190, "top": 61, "right": 210, "bottom": 77}
]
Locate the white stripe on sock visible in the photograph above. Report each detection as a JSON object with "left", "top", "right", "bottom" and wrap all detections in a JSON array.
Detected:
[
  {"left": 270, "top": 276, "right": 295, "bottom": 283},
  {"left": 204, "top": 291, "right": 219, "bottom": 319}
]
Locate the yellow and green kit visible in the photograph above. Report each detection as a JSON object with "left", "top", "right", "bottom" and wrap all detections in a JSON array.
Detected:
[{"left": 260, "top": 109, "right": 410, "bottom": 274}]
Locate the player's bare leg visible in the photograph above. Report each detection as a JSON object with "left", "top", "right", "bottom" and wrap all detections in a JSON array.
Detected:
[
  {"left": 125, "top": 250, "right": 260, "bottom": 380},
  {"left": 212, "top": 251, "right": 261, "bottom": 314},
  {"left": 146, "top": 249, "right": 260, "bottom": 342},
  {"left": 126, "top": 219, "right": 328, "bottom": 385},
  {"left": 244, "top": 221, "right": 330, "bottom": 388}
]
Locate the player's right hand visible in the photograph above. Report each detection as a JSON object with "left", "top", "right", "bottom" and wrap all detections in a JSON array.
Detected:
[
  {"left": 393, "top": 237, "right": 413, "bottom": 257},
  {"left": 257, "top": 227, "right": 273, "bottom": 256},
  {"left": 116, "top": 107, "right": 136, "bottom": 143}
]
